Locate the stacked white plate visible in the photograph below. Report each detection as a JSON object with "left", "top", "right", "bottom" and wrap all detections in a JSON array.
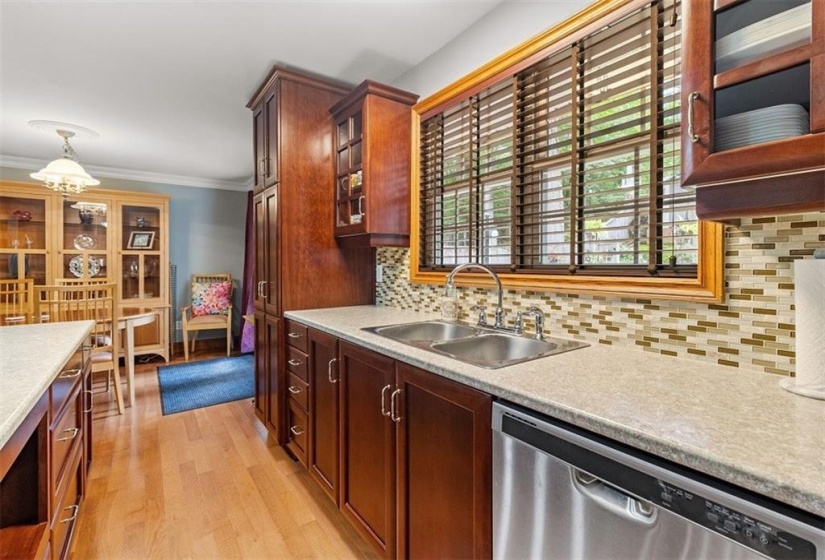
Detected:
[
  {"left": 716, "top": 3, "right": 811, "bottom": 73},
  {"left": 715, "top": 104, "right": 809, "bottom": 151}
]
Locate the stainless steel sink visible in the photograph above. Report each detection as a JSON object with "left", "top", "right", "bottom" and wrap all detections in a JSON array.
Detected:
[
  {"left": 372, "top": 321, "right": 480, "bottom": 343},
  {"left": 363, "top": 320, "right": 588, "bottom": 369}
]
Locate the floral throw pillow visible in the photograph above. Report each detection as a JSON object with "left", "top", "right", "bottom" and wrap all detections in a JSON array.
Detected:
[{"left": 191, "top": 280, "right": 231, "bottom": 317}]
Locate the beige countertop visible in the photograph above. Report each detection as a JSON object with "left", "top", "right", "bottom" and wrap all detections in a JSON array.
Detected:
[
  {"left": 0, "top": 321, "right": 94, "bottom": 449},
  {"left": 285, "top": 305, "right": 825, "bottom": 517}
]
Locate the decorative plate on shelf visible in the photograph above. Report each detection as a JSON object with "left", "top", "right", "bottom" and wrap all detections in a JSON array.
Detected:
[
  {"left": 73, "top": 234, "right": 97, "bottom": 250},
  {"left": 69, "top": 255, "right": 102, "bottom": 278}
]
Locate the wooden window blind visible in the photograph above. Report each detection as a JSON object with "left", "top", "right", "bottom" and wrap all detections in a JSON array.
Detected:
[{"left": 419, "top": 0, "right": 696, "bottom": 279}]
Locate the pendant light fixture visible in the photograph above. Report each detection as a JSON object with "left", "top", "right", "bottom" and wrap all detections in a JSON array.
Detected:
[{"left": 30, "top": 123, "right": 100, "bottom": 197}]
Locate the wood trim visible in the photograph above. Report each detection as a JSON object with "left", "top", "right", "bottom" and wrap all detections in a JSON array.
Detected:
[
  {"left": 713, "top": 44, "right": 813, "bottom": 90},
  {"left": 330, "top": 80, "right": 418, "bottom": 118},
  {"left": 416, "top": 0, "right": 651, "bottom": 120},
  {"left": 409, "top": 0, "right": 726, "bottom": 304},
  {"left": 247, "top": 65, "right": 351, "bottom": 109}
]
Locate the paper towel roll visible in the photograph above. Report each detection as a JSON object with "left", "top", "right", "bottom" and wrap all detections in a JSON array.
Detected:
[{"left": 780, "top": 259, "right": 825, "bottom": 399}]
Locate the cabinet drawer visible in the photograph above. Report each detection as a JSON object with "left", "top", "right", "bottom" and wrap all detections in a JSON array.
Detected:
[
  {"left": 286, "top": 346, "right": 308, "bottom": 382},
  {"left": 286, "top": 400, "right": 308, "bottom": 467},
  {"left": 284, "top": 320, "right": 308, "bottom": 353},
  {"left": 51, "top": 391, "right": 81, "bottom": 497},
  {"left": 50, "top": 447, "right": 81, "bottom": 560},
  {"left": 50, "top": 350, "right": 84, "bottom": 422},
  {"left": 287, "top": 372, "right": 309, "bottom": 412}
]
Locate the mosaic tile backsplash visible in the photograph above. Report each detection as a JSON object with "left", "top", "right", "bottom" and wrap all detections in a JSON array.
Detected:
[{"left": 376, "top": 212, "right": 825, "bottom": 377}]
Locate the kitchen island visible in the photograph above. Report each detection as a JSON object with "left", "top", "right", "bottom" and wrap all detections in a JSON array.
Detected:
[{"left": 285, "top": 305, "right": 825, "bottom": 518}]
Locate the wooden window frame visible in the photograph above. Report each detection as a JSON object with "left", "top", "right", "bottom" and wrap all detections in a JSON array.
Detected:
[{"left": 409, "top": 0, "right": 724, "bottom": 303}]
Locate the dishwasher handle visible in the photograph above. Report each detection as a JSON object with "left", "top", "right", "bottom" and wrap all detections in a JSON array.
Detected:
[{"left": 573, "top": 469, "right": 658, "bottom": 526}]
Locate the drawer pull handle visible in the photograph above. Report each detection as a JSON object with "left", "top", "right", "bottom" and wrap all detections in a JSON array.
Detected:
[
  {"left": 83, "top": 389, "right": 93, "bottom": 414},
  {"left": 328, "top": 357, "right": 338, "bottom": 383},
  {"left": 60, "top": 504, "right": 79, "bottom": 524},
  {"left": 287, "top": 332, "right": 301, "bottom": 339},
  {"left": 58, "top": 428, "right": 79, "bottom": 442},
  {"left": 290, "top": 426, "right": 304, "bottom": 436},
  {"left": 288, "top": 386, "right": 302, "bottom": 394},
  {"left": 59, "top": 368, "right": 82, "bottom": 379},
  {"left": 380, "top": 384, "right": 392, "bottom": 417},
  {"left": 390, "top": 389, "right": 402, "bottom": 423},
  {"left": 687, "top": 91, "right": 700, "bottom": 143},
  {"left": 288, "top": 359, "right": 302, "bottom": 367}
]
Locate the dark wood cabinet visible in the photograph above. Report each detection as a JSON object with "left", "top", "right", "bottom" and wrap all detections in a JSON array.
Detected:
[
  {"left": 682, "top": 0, "right": 825, "bottom": 220},
  {"left": 247, "top": 66, "right": 376, "bottom": 443},
  {"left": 395, "top": 362, "right": 492, "bottom": 559},
  {"left": 296, "top": 330, "right": 492, "bottom": 559},
  {"left": 251, "top": 86, "right": 278, "bottom": 193},
  {"left": 252, "top": 311, "right": 279, "bottom": 438},
  {"left": 307, "top": 328, "right": 340, "bottom": 505},
  {"left": 253, "top": 186, "right": 278, "bottom": 316},
  {"left": 253, "top": 311, "right": 267, "bottom": 424},
  {"left": 330, "top": 81, "right": 419, "bottom": 246},
  {"left": 338, "top": 341, "right": 396, "bottom": 559}
]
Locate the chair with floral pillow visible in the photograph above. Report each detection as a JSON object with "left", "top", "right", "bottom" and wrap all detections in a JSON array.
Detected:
[{"left": 181, "top": 273, "right": 233, "bottom": 360}]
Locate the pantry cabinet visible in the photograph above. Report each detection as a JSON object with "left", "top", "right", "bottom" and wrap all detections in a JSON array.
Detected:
[
  {"left": 330, "top": 81, "right": 418, "bottom": 246},
  {"left": 681, "top": 0, "right": 825, "bottom": 220},
  {"left": 246, "top": 66, "right": 375, "bottom": 445}
]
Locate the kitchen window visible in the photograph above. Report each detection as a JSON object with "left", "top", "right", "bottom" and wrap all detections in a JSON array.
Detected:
[{"left": 412, "top": 0, "right": 723, "bottom": 302}]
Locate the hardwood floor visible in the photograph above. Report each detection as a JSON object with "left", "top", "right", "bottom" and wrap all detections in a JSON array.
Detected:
[{"left": 72, "top": 351, "right": 377, "bottom": 559}]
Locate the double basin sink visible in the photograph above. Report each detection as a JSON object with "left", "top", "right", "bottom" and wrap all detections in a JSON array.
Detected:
[{"left": 363, "top": 320, "right": 589, "bottom": 369}]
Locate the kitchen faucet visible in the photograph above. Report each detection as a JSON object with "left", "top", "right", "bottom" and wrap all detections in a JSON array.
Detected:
[
  {"left": 515, "top": 307, "right": 546, "bottom": 340},
  {"left": 446, "top": 263, "right": 506, "bottom": 329}
]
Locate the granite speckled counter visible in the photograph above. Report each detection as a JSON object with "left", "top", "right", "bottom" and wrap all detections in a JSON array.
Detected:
[
  {"left": 285, "top": 305, "right": 825, "bottom": 517},
  {"left": 0, "top": 321, "right": 94, "bottom": 448}
]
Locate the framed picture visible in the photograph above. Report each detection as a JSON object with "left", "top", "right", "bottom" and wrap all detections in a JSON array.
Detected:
[{"left": 127, "top": 231, "right": 155, "bottom": 250}]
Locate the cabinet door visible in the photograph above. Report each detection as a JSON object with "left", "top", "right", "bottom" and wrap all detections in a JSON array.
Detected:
[
  {"left": 263, "top": 87, "right": 279, "bottom": 187},
  {"left": 265, "top": 315, "right": 280, "bottom": 438},
  {"left": 252, "top": 103, "right": 266, "bottom": 193},
  {"left": 253, "top": 187, "right": 279, "bottom": 315},
  {"left": 252, "top": 310, "right": 267, "bottom": 423},
  {"left": 0, "top": 190, "right": 53, "bottom": 291},
  {"left": 338, "top": 341, "right": 395, "bottom": 559},
  {"left": 308, "top": 328, "right": 339, "bottom": 504},
  {"left": 395, "top": 362, "right": 492, "bottom": 560}
]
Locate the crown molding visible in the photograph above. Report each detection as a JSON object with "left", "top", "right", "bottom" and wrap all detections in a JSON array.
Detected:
[{"left": 0, "top": 154, "right": 252, "bottom": 192}]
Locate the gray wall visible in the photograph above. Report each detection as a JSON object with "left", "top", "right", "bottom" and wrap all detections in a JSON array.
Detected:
[
  {"left": 1, "top": 166, "right": 248, "bottom": 344},
  {"left": 392, "top": 0, "right": 589, "bottom": 98}
]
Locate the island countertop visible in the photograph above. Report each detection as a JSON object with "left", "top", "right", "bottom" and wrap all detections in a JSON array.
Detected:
[
  {"left": 0, "top": 321, "right": 94, "bottom": 449},
  {"left": 285, "top": 305, "right": 825, "bottom": 517}
]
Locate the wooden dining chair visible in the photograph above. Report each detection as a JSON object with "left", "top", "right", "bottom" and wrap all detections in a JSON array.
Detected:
[
  {"left": 0, "top": 278, "right": 35, "bottom": 325},
  {"left": 181, "top": 273, "right": 233, "bottom": 360},
  {"left": 55, "top": 277, "right": 113, "bottom": 286},
  {"left": 34, "top": 283, "right": 125, "bottom": 414}
]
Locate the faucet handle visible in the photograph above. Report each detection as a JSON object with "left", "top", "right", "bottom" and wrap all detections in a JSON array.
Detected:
[
  {"left": 528, "top": 306, "right": 546, "bottom": 339},
  {"left": 470, "top": 305, "right": 487, "bottom": 326}
]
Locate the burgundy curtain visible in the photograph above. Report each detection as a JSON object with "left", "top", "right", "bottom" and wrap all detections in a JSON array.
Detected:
[{"left": 240, "top": 191, "right": 255, "bottom": 353}]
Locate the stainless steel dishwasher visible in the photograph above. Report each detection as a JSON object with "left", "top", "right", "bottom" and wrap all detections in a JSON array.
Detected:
[{"left": 493, "top": 402, "right": 825, "bottom": 559}]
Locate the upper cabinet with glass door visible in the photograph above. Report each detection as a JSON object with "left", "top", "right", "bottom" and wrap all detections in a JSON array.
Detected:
[
  {"left": 681, "top": 0, "right": 825, "bottom": 220},
  {"left": 330, "top": 80, "right": 418, "bottom": 246},
  {"left": 118, "top": 201, "right": 166, "bottom": 303},
  {"left": 59, "top": 196, "right": 112, "bottom": 281},
  {"left": 0, "top": 188, "right": 53, "bottom": 285}
]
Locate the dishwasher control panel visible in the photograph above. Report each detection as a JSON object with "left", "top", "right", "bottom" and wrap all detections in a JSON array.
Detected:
[{"left": 657, "top": 482, "right": 817, "bottom": 560}]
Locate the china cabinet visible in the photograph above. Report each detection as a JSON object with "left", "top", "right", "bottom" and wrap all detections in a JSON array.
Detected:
[
  {"left": 246, "top": 66, "right": 375, "bottom": 444},
  {"left": 330, "top": 80, "right": 418, "bottom": 246},
  {"left": 682, "top": 0, "right": 825, "bottom": 220},
  {"left": 0, "top": 182, "right": 170, "bottom": 360}
]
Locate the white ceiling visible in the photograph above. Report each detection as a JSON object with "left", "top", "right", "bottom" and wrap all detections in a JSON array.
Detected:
[{"left": 0, "top": 1, "right": 505, "bottom": 190}]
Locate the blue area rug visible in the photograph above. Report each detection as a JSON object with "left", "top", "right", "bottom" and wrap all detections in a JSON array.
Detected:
[{"left": 157, "top": 354, "right": 254, "bottom": 415}]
